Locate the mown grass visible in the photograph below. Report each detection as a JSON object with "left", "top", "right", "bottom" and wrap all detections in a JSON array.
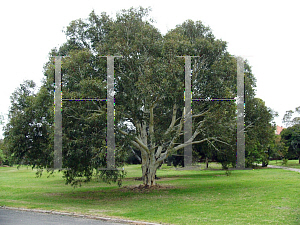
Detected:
[
  {"left": 1, "top": 164, "right": 300, "bottom": 225},
  {"left": 269, "top": 159, "right": 300, "bottom": 169}
]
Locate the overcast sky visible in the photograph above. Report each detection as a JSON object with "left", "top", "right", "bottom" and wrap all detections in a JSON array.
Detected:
[{"left": 1, "top": 0, "right": 299, "bottom": 138}]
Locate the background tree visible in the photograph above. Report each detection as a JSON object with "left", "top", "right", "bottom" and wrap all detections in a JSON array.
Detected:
[
  {"left": 268, "top": 134, "right": 288, "bottom": 161},
  {"left": 283, "top": 106, "right": 300, "bottom": 127},
  {"left": 244, "top": 98, "right": 276, "bottom": 167},
  {"left": 4, "top": 80, "right": 52, "bottom": 168},
  {"left": 280, "top": 124, "right": 300, "bottom": 163}
]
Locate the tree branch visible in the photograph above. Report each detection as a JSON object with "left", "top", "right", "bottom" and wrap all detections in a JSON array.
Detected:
[
  {"left": 149, "top": 104, "right": 154, "bottom": 150},
  {"left": 118, "top": 128, "right": 149, "bottom": 154},
  {"left": 192, "top": 109, "right": 210, "bottom": 119},
  {"left": 136, "top": 141, "right": 150, "bottom": 156},
  {"left": 166, "top": 112, "right": 185, "bottom": 152},
  {"left": 155, "top": 146, "right": 163, "bottom": 159},
  {"left": 165, "top": 104, "right": 177, "bottom": 135},
  {"left": 130, "top": 146, "right": 142, "bottom": 163}
]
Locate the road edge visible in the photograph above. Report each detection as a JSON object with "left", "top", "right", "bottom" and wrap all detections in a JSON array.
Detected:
[{"left": 0, "top": 206, "right": 165, "bottom": 225}]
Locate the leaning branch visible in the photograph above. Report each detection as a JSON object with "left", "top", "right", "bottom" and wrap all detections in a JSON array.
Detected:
[
  {"left": 149, "top": 104, "right": 155, "bottom": 150},
  {"left": 166, "top": 112, "right": 185, "bottom": 153},
  {"left": 165, "top": 104, "right": 177, "bottom": 135},
  {"left": 173, "top": 138, "right": 208, "bottom": 151},
  {"left": 118, "top": 129, "right": 150, "bottom": 154},
  {"left": 192, "top": 109, "right": 210, "bottom": 119},
  {"left": 130, "top": 146, "right": 142, "bottom": 163}
]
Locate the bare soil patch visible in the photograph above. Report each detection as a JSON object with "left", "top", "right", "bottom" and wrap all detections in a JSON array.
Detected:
[
  {"left": 119, "top": 184, "right": 177, "bottom": 193},
  {"left": 133, "top": 176, "right": 177, "bottom": 181}
]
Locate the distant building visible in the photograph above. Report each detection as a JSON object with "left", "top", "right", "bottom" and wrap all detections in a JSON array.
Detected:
[{"left": 275, "top": 125, "right": 285, "bottom": 135}]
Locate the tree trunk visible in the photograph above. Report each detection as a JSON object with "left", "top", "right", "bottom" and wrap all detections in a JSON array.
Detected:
[
  {"left": 142, "top": 160, "right": 158, "bottom": 186},
  {"left": 299, "top": 157, "right": 300, "bottom": 164},
  {"left": 143, "top": 163, "right": 158, "bottom": 186},
  {"left": 141, "top": 152, "right": 160, "bottom": 186},
  {"left": 206, "top": 157, "right": 209, "bottom": 169}
]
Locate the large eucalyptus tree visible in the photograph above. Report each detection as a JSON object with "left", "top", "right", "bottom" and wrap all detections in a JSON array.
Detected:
[{"left": 5, "top": 7, "right": 260, "bottom": 187}]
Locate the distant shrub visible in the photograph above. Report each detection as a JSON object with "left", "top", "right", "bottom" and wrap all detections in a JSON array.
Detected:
[
  {"left": 0, "top": 149, "right": 6, "bottom": 166},
  {"left": 282, "top": 158, "right": 288, "bottom": 166}
]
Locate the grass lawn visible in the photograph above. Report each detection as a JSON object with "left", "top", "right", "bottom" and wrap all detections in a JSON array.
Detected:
[
  {"left": 1, "top": 164, "right": 300, "bottom": 225},
  {"left": 269, "top": 159, "right": 300, "bottom": 169}
]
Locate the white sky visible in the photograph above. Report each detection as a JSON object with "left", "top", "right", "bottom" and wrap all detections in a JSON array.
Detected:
[{"left": 1, "top": 0, "right": 299, "bottom": 138}]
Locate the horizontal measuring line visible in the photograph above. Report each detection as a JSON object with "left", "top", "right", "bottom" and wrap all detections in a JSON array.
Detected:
[
  {"left": 192, "top": 98, "right": 236, "bottom": 101},
  {"left": 62, "top": 99, "right": 107, "bottom": 101}
]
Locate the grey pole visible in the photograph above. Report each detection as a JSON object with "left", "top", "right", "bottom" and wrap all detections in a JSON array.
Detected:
[
  {"left": 183, "top": 56, "right": 192, "bottom": 167},
  {"left": 54, "top": 56, "right": 62, "bottom": 169},
  {"left": 236, "top": 57, "right": 245, "bottom": 169},
  {"left": 106, "top": 56, "right": 116, "bottom": 169}
]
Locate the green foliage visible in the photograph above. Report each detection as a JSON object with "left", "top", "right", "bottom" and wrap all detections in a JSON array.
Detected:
[
  {"left": 0, "top": 149, "right": 5, "bottom": 166},
  {"left": 225, "top": 169, "right": 232, "bottom": 176},
  {"left": 280, "top": 124, "right": 300, "bottom": 162},
  {"left": 216, "top": 147, "right": 237, "bottom": 169},
  {"left": 96, "top": 169, "right": 127, "bottom": 187},
  {"left": 269, "top": 135, "right": 288, "bottom": 160},
  {"left": 4, "top": 80, "right": 53, "bottom": 169},
  {"left": 282, "top": 158, "right": 288, "bottom": 166},
  {"left": 245, "top": 98, "right": 276, "bottom": 167},
  {"left": 0, "top": 140, "right": 12, "bottom": 166}
]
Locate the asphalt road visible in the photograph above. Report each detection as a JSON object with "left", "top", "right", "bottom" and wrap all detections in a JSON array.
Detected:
[{"left": 0, "top": 208, "right": 128, "bottom": 225}]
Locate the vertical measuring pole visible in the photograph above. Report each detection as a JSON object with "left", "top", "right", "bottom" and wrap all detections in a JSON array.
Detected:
[
  {"left": 106, "top": 56, "right": 117, "bottom": 169},
  {"left": 183, "top": 56, "right": 192, "bottom": 167},
  {"left": 54, "top": 56, "right": 62, "bottom": 169},
  {"left": 236, "top": 57, "right": 245, "bottom": 169}
]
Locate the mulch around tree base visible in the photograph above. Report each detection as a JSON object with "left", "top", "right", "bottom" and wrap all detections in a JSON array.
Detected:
[{"left": 119, "top": 184, "right": 176, "bottom": 192}]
